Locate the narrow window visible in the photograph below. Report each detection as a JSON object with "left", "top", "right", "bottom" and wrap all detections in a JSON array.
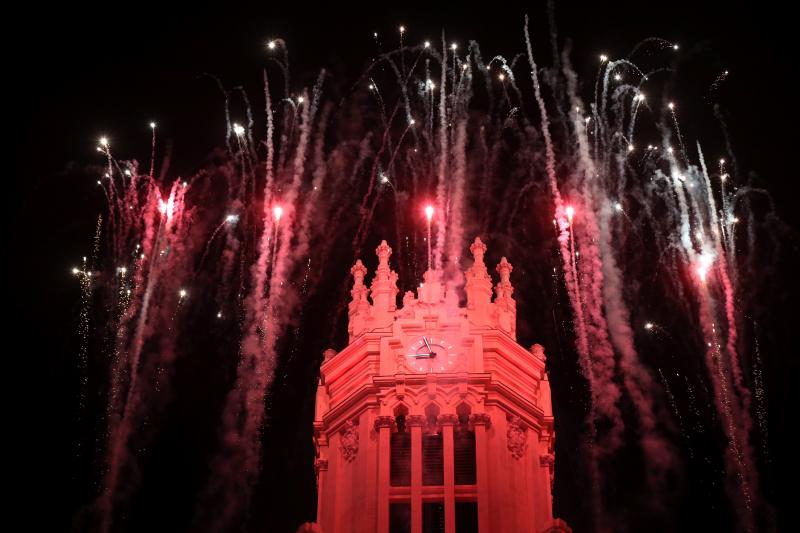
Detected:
[
  {"left": 423, "top": 405, "right": 443, "bottom": 486},
  {"left": 422, "top": 431, "right": 444, "bottom": 485},
  {"left": 454, "top": 404, "right": 476, "bottom": 485},
  {"left": 391, "top": 411, "right": 411, "bottom": 486}
]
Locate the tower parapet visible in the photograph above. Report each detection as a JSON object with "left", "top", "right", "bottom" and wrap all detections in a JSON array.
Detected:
[{"left": 347, "top": 237, "right": 519, "bottom": 342}]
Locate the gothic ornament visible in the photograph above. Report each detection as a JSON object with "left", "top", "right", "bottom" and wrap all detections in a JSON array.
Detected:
[
  {"left": 373, "top": 416, "right": 396, "bottom": 432},
  {"left": 437, "top": 413, "right": 459, "bottom": 426},
  {"left": 406, "top": 414, "right": 426, "bottom": 427},
  {"left": 506, "top": 415, "right": 528, "bottom": 460},
  {"left": 340, "top": 419, "right": 359, "bottom": 462},
  {"left": 468, "top": 412, "right": 492, "bottom": 429},
  {"left": 541, "top": 453, "right": 556, "bottom": 490}
]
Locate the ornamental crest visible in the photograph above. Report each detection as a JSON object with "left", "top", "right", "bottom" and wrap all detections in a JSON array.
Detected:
[
  {"left": 340, "top": 419, "right": 359, "bottom": 462},
  {"left": 506, "top": 415, "right": 527, "bottom": 460}
]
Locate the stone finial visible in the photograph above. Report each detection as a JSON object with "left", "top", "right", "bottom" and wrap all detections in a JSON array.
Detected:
[
  {"left": 494, "top": 257, "right": 516, "bottom": 337},
  {"left": 351, "top": 259, "right": 367, "bottom": 285},
  {"left": 495, "top": 257, "right": 514, "bottom": 297},
  {"left": 348, "top": 259, "right": 371, "bottom": 339},
  {"left": 465, "top": 237, "right": 493, "bottom": 314},
  {"left": 470, "top": 237, "right": 487, "bottom": 265},
  {"left": 375, "top": 240, "right": 392, "bottom": 270},
  {"left": 370, "top": 240, "right": 399, "bottom": 319}
]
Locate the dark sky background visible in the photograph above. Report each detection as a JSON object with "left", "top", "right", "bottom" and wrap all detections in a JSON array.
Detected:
[{"left": 14, "top": 1, "right": 797, "bottom": 532}]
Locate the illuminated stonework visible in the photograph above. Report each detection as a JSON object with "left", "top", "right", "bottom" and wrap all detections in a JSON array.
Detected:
[{"left": 312, "top": 238, "right": 571, "bottom": 533}]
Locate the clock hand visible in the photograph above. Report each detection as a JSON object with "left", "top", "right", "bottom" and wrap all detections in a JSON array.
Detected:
[{"left": 423, "top": 336, "right": 432, "bottom": 351}]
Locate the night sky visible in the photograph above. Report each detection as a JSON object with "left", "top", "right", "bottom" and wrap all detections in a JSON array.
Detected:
[{"left": 15, "top": 2, "right": 797, "bottom": 532}]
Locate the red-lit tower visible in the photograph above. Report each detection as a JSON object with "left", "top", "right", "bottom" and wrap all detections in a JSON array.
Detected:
[{"left": 311, "top": 238, "right": 571, "bottom": 533}]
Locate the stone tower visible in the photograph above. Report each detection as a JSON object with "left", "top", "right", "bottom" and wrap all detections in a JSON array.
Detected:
[{"left": 311, "top": 238, "right": 571, "bottom": 533}]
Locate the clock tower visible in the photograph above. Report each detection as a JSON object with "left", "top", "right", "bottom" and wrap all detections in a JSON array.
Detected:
[{"left": 311, "top": 238, "right": 571, "bottom": 533}]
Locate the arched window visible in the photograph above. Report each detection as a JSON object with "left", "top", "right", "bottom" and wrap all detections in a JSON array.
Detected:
[
  {"left": 390, "top": 405, "right": 411, "bottom": 487},
  {"left": 423, "top": 404, "right": 443, "bottom": 486},
  {"left": 454, "top": 403, "right": 476, "bottom": 485}
]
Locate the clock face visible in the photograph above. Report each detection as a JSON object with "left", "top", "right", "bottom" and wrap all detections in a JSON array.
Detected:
[{"left": 405, "top": 336, "right": 458, "bottom": 373}]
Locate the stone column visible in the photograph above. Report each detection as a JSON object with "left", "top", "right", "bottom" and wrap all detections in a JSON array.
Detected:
[
  {"left": 374, "top": 416, "right": 396, "bottom": 533},
  {"left": 407, "top": 414, "right": 426, "bottom": 533},
  {"left": 470, "top": 413, "right": 492, "bottom": 533},
  {"left": 438, "top": 414, "right": 459, "bottom": 533}
]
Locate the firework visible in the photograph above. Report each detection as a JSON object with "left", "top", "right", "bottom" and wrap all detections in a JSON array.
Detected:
[{"left": 72, "top": 16, "right": 779, "bottom": 533}]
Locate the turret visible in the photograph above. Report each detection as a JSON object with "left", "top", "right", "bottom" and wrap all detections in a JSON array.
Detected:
[
  {"left": 348, "top": 259, "right": 370, "bottom": 340},
  {"left": 494, "top": 256, "right": 516, "bottom": 338},
  {"left": 369, "top": 240, "right": 399, "bottom": 326},
  {"left": 465, "top": 237, "right": 493, "bottom": 325}
]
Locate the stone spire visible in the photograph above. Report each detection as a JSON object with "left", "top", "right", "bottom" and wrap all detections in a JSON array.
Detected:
[
  {"left": 465, "top": 237, "right": 493, "bottom": 323},
  {"left": 494, "top": 257, "right": 516, "bottom": 337},
  {"left": 348, "top": 259, "right": 371, "bottom": 340},
  {"left": 370, "top": 240, "right": 399, "bottom": 326}
]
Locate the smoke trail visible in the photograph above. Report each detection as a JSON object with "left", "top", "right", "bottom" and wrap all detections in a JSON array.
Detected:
[
  {"left": 97, "top": 179, "right": 191, "bottom": 532},
  {"left": 434, "top": 33, "right": 449, "bottom": 271},
  {"left": 525, "top": 16, "right": 614, "bottom": 525},
  {"left": 696, "top": 291, "right": 755, "bottom": 531},
  {"left": 564, "top": 49, "right": 675, "bottom": 501},
  {"left": 199, "top": 70, "right": 326, "bottom": 529}
]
